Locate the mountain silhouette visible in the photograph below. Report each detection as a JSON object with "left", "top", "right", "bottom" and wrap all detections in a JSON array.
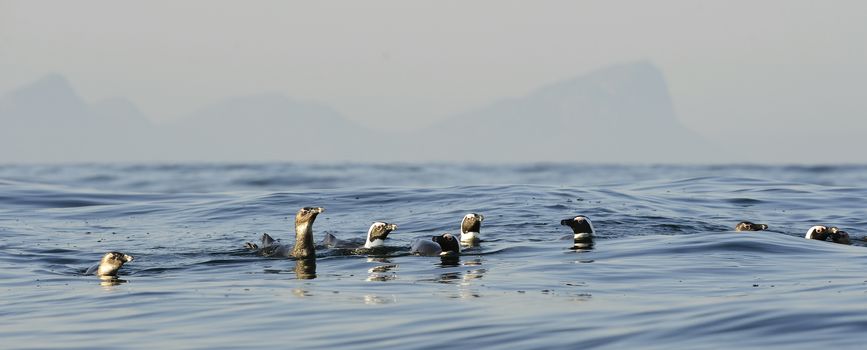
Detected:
[
  {"left": 164, "top": 93, "right": 379, "bottom": 161},
  {"left": 389, "top": 61, "right": 716, "bottom": 162},
  {"left": 0, "top": 62, "right": 717, "bottom": 163}
]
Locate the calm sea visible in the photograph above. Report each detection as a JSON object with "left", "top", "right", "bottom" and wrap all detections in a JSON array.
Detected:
[{"left": 2, "top": 163, "right": 866, "bottom": 349}]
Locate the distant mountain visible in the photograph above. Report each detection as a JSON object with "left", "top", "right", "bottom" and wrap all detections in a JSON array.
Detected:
[
  {"left": 164, "top": 93, "right": 380, "bottom": 162},
  {"left": 385, "top": 62, "right": 718, "bottom": 162},
  {"left": 1, "top": 63, "right": 719, "bottom": 163},
  {"left": 0, "top": 74, "right": 158, "bottom": 162}
]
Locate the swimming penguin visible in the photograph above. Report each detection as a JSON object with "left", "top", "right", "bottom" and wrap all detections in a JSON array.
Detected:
[
  {"left": 829, "top": 227, "right": 852, "bottom": 245},
  {"left": 561, "top": 216, "right": 594, "bottom": 248},
  {"left": 805, "top": 225, "right": 831, "bottom": 241},
  {"left": 321, "top": 221, "right": 399, "bottom": 249},
  {"left": 735, "top": 221, "right": 768, "bottom": 232},
  {"left": 410, "top": 233, "right": 460, "bottom": 257},
  {"left": 459, "top": 213, "right": 484, "bottom": 244},
  {"left": 85, "top": 252, "right": 134, "bottom": 277},
  {"left": 245, "top": 207, "right": 324, "bottom": 259}
]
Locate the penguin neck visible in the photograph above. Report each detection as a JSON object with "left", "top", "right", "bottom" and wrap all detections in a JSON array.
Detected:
[
  {"left": 460, "top": 231, "right": 479, "bottom": 242},
  {"left": 573, "top": 232, "right": 593, "bottom": 243},
  {"left": 364, "top": 238, "right": 384, "bottom": 249},
  {"left": 293, "top": 221, "right": 315, "bottom": 259},
  {"left": 97, "top": 264, "right": 117, "bottom": 276}
]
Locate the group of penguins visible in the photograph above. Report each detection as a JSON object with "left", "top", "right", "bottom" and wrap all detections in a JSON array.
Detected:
[
  {"left": 88, "top": 207, "right": 854, "bottom": 279},
  {"left": 736, "top": 220, "right": 853, "bottom": 244}
]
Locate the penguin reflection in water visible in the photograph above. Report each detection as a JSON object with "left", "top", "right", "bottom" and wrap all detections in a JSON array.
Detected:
[
  {"left": 561, "top": 216, "right": 595, "bottom": 250},
  {"left": 294, "top": 259, "right": 316, "bottom": 280}
]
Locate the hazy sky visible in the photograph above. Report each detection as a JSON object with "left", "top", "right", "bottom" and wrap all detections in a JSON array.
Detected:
[{"left": 2, "top": 0, "right": 866, "bottom": 140}]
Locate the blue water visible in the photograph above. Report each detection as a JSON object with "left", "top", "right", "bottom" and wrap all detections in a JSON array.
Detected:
[{"left": 2, "top": 163, "right": 867, "bottom": 349}]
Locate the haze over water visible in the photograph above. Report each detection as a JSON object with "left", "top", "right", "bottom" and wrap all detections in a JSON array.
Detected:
[
  {"left": 3, "top": 2, "right": 867, "bottom": 348},
  {"left": 2, "top": 163, "right": 867, "bottom": 349}
]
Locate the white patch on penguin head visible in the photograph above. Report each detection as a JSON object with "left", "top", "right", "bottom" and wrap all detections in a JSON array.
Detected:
[
  {"left": 367, "top": 222, "right": 386, "bottom": 239},
  {"left": 365, "top": 222, "right": 387, "bottom": 247}
]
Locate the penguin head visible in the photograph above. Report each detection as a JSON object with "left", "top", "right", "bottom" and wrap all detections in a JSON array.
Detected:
[
  {"left": 561, "top": 215, "right": 594, "bottom": 239},
  {"left": 295, "top": 207, "right": 324, "bottom": 225},
  {"left": 735, "top": 221, "right": 768, "bottom": 232},
  {"left": 460, "top": 213, "right": 484, "bottom": 234},
  {"left": 433, "top": 233, "right": 460, "bottom": 257},
  {"left": 805, "top": 226, "right": 830, "bottom": 240},
  {"left": 97, "top": 251, "right": 134, "bottom": 277},
  {"left": 366, "top": 221, "right": 398, "bottom": 246}
]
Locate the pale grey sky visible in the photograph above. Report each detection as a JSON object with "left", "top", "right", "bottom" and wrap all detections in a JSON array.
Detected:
[{"left": 2, "top": 0, "right": 866, "bottom": 144}]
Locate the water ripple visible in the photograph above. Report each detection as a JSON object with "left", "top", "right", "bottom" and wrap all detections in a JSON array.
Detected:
[{"left": 2, "top": 164, "right": 867, "bottom": 349}]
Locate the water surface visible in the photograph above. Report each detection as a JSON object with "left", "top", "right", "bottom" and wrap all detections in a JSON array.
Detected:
[{"left": 1, "top": 163, "right": 866, "bottom": 349}]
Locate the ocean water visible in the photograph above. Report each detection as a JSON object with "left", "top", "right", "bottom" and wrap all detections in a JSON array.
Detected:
[{"left": 2, "top": 163, "right": 867, "bottom": 349}]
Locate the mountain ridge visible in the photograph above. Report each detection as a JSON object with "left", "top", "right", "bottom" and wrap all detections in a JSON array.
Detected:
[{"left": 0, "top": 62, "right": 717, "bottom": 163}]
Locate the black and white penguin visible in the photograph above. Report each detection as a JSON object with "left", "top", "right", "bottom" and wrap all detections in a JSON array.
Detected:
[
  {"left": 365, "top": 222, "right": 399, "bottom": 248},
  {"left": 561, "top": 216, "right": 594, "bottom": 248},
  {"left": 735, "top": 221, "right": 768, "bottom": 232},
  {"left": 459, "top": 213, "right": 484, "bottom": 244},
  {"left": 805, "top": 225, "right": 852, "bottom": 245},
  {"left": 85, "top": 251, "right": 134, "bottom": 277},
  {"left": 410, "top": 233, "right": 460, "bottom": 257},
  {"left": 245, "top": 207, "right": 324, "bottom": 259},
  {"left": 321, "top": 221, "right": 399, "bottom": 249},
  {"left": 805, "top": 225, "right": 830, "bottom": 241}
]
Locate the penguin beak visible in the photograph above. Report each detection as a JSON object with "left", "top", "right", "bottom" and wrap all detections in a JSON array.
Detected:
[
  {"left": 386, "top": 223, "right": 398, "bottom": 231},
  {"left": 560, "top": 219, "right": 570, "bottom": 226},
  {"left": 123, "top": 254, "right": 134, "bottom": 263},
  {"left": 307, "top": 207, "right": 324, "bottom": 215}
]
